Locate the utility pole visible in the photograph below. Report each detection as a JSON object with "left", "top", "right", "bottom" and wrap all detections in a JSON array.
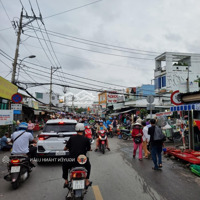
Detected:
[
  {"left": 49, "top": 66, "right": 60, "bottom": 110},
  {"left": 11, "top": 8, "right": 42, "bottom": 84},
  {"left": 11, "top": 9, "right": 23, "bottom": 84}
]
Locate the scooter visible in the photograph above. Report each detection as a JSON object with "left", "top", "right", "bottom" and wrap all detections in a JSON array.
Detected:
[
  {"left": 121, "top": 129, "right": 132, "bottom": 140},
  {"left": 4, "top": 154, "right": 35, "bottom": 189},
  {"left": 65, "top": 155, "right": 92, "bottom": 200},
  {"left": 98, "top": 130, "right": 107, "bottom": 154},
  {"left": 107, "top": 125, "right": 113, "bottom": 138},
  {"left": 85, "top": 126, "right": 94, "bottom": 144}
]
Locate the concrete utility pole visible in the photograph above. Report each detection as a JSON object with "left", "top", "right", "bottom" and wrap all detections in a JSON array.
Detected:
[
  {"left": 11, "top": 8, "right": 42, "bottom": 84},
  {"left": 49, "top": 66, "right": 60, "bottom": 110},
  {"left": 11, "top": 9, "right": 23, "bottom": 84}
]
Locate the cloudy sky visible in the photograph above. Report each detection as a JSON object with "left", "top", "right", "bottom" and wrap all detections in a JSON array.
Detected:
[{"left": 1, "top": 0, "right": 200, "bottom": 100}]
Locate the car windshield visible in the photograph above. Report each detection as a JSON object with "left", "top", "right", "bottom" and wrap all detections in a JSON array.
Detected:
[{"left": 43, "top": 123, "right": 76, "bottom": 133}]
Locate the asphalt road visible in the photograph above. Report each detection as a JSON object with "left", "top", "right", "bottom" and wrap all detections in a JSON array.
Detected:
[{"left": 0, "top": 137, "right": 200, "bottom": 200}]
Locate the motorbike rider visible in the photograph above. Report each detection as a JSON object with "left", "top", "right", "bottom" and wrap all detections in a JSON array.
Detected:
[
  {"left": 62, "top": 123, "right": 92, "bottom": 188},
  {"left": 95, "top": 120, "right": 110, "bottom": 151},
  {"left": 11, "top": 122, "right": 37, "bottom": 166}
]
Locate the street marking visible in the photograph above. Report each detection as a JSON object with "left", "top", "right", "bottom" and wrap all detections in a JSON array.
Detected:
[{"left": 92, "top": 185, "right": 103, "bottom": 200}]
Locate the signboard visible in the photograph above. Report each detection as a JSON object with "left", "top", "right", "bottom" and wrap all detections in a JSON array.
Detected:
[
  {"left": 14, "top": 110, "right": 21, "bottom": 114},
  {"left": 156, "top": 112, "right": 173, "bottom": 117},
  {"left": 117, "top": 95, "right": 125, "bottom": 103},
  {"left": 11, "top": 93, "right": 23, "bottom": 103},
  {"left": 146, "top": 95, "right": 154, "bottom": 103},
  {"left": 0, "top": 76, "right": 18, "bottom": 100},
  {"left": 170, "top": 90, "right": 183, "bottom": 106},
  {"left": 0, "top": 110, "right": 13, "bottom": 125},
  {"left": 11, "top": 104, "right": 22, "bottom": 110},
  {"left": 170, "top": 104, "right": 200, "bottom": 112},
  {"left": 107, "top": 93, "right": 118, "bottom": 103},
  {"left": 147, "top": 104, "right": 155, "bottom": 110}
]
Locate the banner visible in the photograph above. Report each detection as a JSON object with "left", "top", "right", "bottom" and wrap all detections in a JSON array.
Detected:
[
  {"left": 0, "top": 110, "right": 13, "bottom": 125},
  {"left": 107, "top": 93, "right": 118, "bottom": 104},
  {"left": 0, "top": 76, "right": 18, "bottom": 100}
]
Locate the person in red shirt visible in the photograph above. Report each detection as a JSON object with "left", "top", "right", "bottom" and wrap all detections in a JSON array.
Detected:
[{"left": 132, "top": 123, "right": 143, "bottom": 161}]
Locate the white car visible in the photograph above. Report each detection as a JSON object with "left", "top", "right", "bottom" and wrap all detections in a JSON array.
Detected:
[{"left": 37, "top": 119, "right": 77, "bottom": 159}]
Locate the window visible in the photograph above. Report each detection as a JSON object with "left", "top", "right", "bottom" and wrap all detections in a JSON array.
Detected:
[
  {"left": 43, "top": 124, "right": 76, "bottom": 133},
  {"left": 158, "top": 77, "right": 162, "bottom": 89},
  {"left": 162, "top": 76, "right": 166, "bottom": 87},
  {"left": 52, "top": 96, "right": 55, "bottom": 100},
  {"left": 36, "top": 93, "right": 43, "bottom": 99}
]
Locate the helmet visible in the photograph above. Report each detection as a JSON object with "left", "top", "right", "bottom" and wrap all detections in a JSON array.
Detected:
[
  {"left": 99, "top": 120, "right": 103, "bottom": 124},
  {"left": 75, "top": 123, "right": 85, "bottom": 132},
  {"left": 109, "top": 117, "right": 112, "bottom": 120},
  {"left": 18, "top": 122, "right": 28, "bottom": 130}
]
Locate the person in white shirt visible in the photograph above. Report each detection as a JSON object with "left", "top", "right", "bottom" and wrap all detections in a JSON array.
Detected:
[
  {"left": 11, "top": 122, "right": 37, "bottom": 157},
  {"left": 142, "top": 121, "right": 150, "bottom": 158}
]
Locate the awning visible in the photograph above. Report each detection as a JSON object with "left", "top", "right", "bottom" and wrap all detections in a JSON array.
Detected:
[{"left": 110, "top": 108, "right": 135, "bottom": 116}]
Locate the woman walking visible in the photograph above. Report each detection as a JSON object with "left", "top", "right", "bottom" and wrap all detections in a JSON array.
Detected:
[{"left": 132, "top": 122, "right": 143, "bottom": 161}]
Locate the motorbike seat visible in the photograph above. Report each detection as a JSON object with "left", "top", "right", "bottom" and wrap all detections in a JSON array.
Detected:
[
  {"left": 10, "top": 154, "right": 28, "bottom": 159},
  {"left": 121, "top": 129, "right": 130, "bottom": 133},
  {"left": 70, "top": 167, "right": 87, "bottom": 173}
]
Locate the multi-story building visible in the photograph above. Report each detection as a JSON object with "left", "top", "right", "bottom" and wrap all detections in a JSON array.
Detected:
[
  {"left": 35, "top": 92, "right": 61, "bottom": 107},
  {"left": 155, "top": 52, "right": 200, "bottom": 94},
  {"left": 136, "top": 84, "right": 155, "bottom": 99}
]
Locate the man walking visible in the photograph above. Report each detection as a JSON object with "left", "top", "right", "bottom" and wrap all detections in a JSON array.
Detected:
[{"left": 148, "top": 119, "right": 165, "bottom": 170}]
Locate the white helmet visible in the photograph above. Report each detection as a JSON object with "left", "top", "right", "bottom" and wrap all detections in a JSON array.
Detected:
[{"left": 75, "top": 123, "right": 85, "bottom": 132}]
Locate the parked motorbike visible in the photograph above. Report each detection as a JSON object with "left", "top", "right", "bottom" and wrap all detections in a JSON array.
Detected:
[
  {"left": 85, "top": 126, "right": 94, "bottom": 144},
  {"left": 121, "top": 129, "right": 132, "bottom": 140},
  {"left": 65, "top": 157, "right": 91, "bottom": 200},
  {"left": 4, "top": 154, "right": 34, "bottom": 189},
  {"left": 107, "top": 125, "right": 113, "bottom": 138},
  {"left": 98, "top": 130, "right": 107, "bottom": 154}
]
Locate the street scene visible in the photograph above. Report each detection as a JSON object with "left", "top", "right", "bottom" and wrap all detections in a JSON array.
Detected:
[{"left": 1, "top": 0, "right": 200, "bottom": 200}]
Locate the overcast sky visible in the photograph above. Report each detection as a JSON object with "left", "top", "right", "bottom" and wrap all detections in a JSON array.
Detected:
[{"left": 1, "top": 0, "right": 200, "bottom": 101}]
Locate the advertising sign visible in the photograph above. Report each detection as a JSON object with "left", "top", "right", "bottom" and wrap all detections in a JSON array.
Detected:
[
  {"left": 0, "top": 110, "right": 13, "bottom": 125},
  {"left": 107, "top": 93, "right": 118, "bottom": 104},
  {"left": 11, "top": 104, "right": 22, "bottom": 110},
  {"left": 0, "top": 76, "right": 18, "bottom": 100}
]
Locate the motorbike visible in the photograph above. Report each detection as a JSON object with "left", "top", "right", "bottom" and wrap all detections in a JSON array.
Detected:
[
  {"left": 4, "top": 154, "right": 34, "bottom": 189},
  {"left": 65, "top": 157, "right": 91, "bottom": 200},
  {"left": 98, "top": 130, "right": 107, "bottom": 154},
  {"left": 85, "top": 126, "right": 94, "bottom": 144},
  {"left": 107, "top": 125, "right": 113, "bottom": 138},
  {"left": 121, "top": 129, "right": 132, "bottom": 140}
]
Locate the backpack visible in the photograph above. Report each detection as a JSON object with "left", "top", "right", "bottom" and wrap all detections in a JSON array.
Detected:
[{"left": 154, "top": 126, "right": 166, "bottom": 141}]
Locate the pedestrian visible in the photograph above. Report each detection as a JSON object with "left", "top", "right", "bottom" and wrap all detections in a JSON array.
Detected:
[
  {"left": 132, "top": 122, "right": 143, "bottom": 161},
  {"left": 27, "top": 120, "right": 35, "bottom": 135},
  {"left": 141, "top": 121, "right": 150, "bottom": 159},
  {"left": 0, "top": 133, "right": 12, "bottom": 151},
  {"left": 148, "top": 119, "right": 165, "bottom": 170}
]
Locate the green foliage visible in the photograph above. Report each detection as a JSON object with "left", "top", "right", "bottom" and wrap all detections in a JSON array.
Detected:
[
  {"left": 140, "top": 109, "right": 148, "bottom": 118},
  {"left": 75, "top": 107, "right": 87, "bottom": 114},
  {"left": 0, "top": 125, "right": 9, "bottom": 137}
]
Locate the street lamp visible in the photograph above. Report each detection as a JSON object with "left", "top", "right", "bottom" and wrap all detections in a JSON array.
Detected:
[{"left": 17, "top": 55, "right": 36, "bottom": 82}]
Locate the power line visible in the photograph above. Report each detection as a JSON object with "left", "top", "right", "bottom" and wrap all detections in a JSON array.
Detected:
[
  {"left": 25, "top": 26, "right": 158, "bottom": 56},
  {"left": 23, "top": 33, "right": 154, "bottom": 61},
  {"left": 44, "top": 0, "right": 103, "bottom": 19},
  {"left": 34, "top": 0, "right": 66, "bottom": 84}
]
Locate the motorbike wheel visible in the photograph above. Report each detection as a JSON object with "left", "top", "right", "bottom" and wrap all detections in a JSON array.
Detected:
[
  {"left": 110, "top": 132, "right": 113, "bottom": 138},
  {"left": 12, "top": 179, "right": 20, "bottom": 189},
  {"left": 122, "top": 133, "right": 128, "bottom": 140},
  {"left": 102, "top": 144, "right": 105, "bottom": 154}
]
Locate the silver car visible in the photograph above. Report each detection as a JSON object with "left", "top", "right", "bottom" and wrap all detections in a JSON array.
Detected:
[{"left": 37, "top": 119, "right": 77, "bottom": 159}]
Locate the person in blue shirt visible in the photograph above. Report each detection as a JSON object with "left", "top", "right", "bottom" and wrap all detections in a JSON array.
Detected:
[
  {"left": 106, "top": 118, "right": 112, "bottom": 127},
  {"left": 1, "top": 133, "right": 12, "bottom": 151}
]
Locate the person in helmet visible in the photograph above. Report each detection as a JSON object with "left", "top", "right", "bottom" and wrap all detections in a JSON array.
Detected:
[
  {"left": 62, "top": 123, "right": 92, "bottom": 189},
  {"left": 95, "top": 120, "right": 110, "bottom": 151},
  {"left": 11, "top": 122, "right": 37, "bottom": 158}
]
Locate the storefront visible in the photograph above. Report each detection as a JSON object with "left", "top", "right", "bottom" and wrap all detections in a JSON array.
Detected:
[{"left": 0, "top": 76, "right": 18, "bottom": 110}]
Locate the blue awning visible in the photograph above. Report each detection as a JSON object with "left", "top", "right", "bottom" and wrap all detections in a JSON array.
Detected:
[{"left": 170, "top": 103, "right": 200, "bottom": 112}]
